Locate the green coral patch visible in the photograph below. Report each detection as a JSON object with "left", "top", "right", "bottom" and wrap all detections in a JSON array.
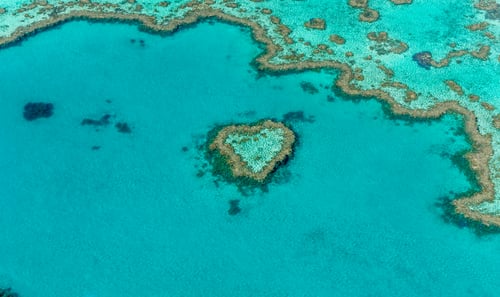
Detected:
[
  {"left": 209, "top": 120, "right": 296, "bottom": 182},
  {"left": 225, "top": 128, "right": 285, "bottom": 173}
]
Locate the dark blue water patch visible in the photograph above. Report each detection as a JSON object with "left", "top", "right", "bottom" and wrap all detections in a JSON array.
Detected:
[
  {"left": 23, "top": 102, "right": 53, "bottom": 121},
  {"left": 129, "top": 38, "right": 146, "bottom": 47},
  {"left": 300, "top": 81, "right": 320, "bottom": 94},
  {"left": 81, "top": 113, "right": 112, "bottom": 127},
  {"left": 81, "top": 114, "right": 132, "bottom": 134},
  {"left": 236, "top": 110, "right": 257, "bottom": 118},
  {"left": 282, "top": 111, "right": 315, "bottom": 124},
  {"left": 227, "top": 199, "right": 241, "bottom": 215},
  {"left": 0, "top": 288, "right": 19, "bottom": 297},
  {"left": 115, "top": 122, "right": 132, "bottom": 133}
]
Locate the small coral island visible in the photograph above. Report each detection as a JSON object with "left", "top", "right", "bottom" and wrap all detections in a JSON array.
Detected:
[{"left": 208, "top": 120, "right": 295, "bottom": 184}]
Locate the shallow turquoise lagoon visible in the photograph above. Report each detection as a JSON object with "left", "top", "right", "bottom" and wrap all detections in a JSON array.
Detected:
[{"left": 1, "top": 21, "right": 500, "bottom": 297}]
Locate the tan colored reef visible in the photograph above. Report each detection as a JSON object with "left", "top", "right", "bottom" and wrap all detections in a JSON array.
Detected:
[
  {"left": 209, "top": 120, "right": 295, "bottom": 182},
  {"left": 444, "top": 80, "right": 464, "bottom": 96},
  {"left": 304, "top": 18, "right": 326, "bottom": 30},
  {"left": 329, "top": 34, "right": 346, "bottom": 45},
  {"left": 466, "top": 21, "right": 489, "bottom": 31},
  {"left": 390, "top": 0, "right": 412, "bottom": 4},
  {"left": 494, "top": 114, "right": 500, "bottom": 129},
  {"left": 474, "top": 0, "right": 498, "bottom": 11},
  {"left": 359, "top": 8, "right": 379, "bottom": 23}
]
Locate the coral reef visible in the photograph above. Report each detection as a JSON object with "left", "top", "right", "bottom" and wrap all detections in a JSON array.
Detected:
[
  {"left": 304, "top": 18, "right": 326, "bottom": 30},
  {"left": 390, "top": 0, "right": 412, "bottom": 4},
  {"left": 208, "top": 120, "right": 295, "bottom": 182},
  {"left": 412, "top": 51, "right": 433, "bottom": 69},
  {"left": 359, "top": 8, "right": 379, "bottom": 23},
  {"left": 367, "top": 32, "right": 408, "bottom": 55},
  {"left": 329, "top": 34, "right": 345, "bottom": 45},
  {"left": 444, "top": 80, "right": 464, "bottom": 96}
]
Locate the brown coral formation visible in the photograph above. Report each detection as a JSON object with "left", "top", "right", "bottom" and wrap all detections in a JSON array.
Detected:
[
  {"left": 418, "top": 46, "right": 492, "bottom": 69},
  {"left": 348, "top": 0, "right": 380, "bottom": 23},
  {"left": 367, "top": 32, "right": 408, "bottom": 55},
  {"left": 469, "top": 94, "right": 480, "bottom": 102},
  {"left": 276, "top": 24, "right": 293, "bottom": 44},
  {"left": 377, "top": 65, "right": 394, "bottom": 78},
  {"left": 359, "top": 8, "right": 379, "bottom": 22},
  {"left": 444, "top": 80, "right": 464, "bottom": 96},
  {"left": 268, "top": 16, "right": 294, "bottom": 44},
  {"left": 348, "top": 0, "right": 368, "bottom": 8},
  {"left": 474, "top": 0, "right": 498, "bottom": 11},
  {"left": 329, "top": 34, "right": 345, "bottom": 45},
  {"left": 471, "top": 45, "right": 491, "bottom": 60},
  {"left": 304, "top": 18, "right": 326, "bottom": 30},
  {"left": 381, "top": 81, "right": 408, "bottom": 89},
  {"left": 367, "top": 31, "right": 388, "bottom": 42},
  {"left": 493, "top": 114, "right": 500, "bottom": 129},
  {"left": 260, "top": 8, "right": 272, "bottom": 15},
  {"left": 390, "top": 0, "right": 412, "bottom": 4},
  {"left": 466, "top": 22, "right": 489, "bottom": 31},
  {"left": 209, "top": 120, "right": 295, "bottom": 182},
  {"left": 483, "top": 31, "right": 496, "bottom": 40},
  {"left": 313, "top": 44, "right": 334, "bottom": 55},
  {"left": 404, "top": 90, "right": 418, "bottom": 103},
  {"left": 482, "top": 102, "right": 495, "bottom": 111},
  {"left": 225, "top": 2, "right": 239, "bottom": 8}
]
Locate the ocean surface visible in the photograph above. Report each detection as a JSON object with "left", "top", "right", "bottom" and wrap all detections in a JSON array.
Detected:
[{"left": 0, "top": 21, "right": 500, "bottom": 297}]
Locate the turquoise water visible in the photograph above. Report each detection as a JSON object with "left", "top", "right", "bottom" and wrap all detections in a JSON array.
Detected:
[{"left": 1, "top": 21, "right": 500, "bottom": 297}]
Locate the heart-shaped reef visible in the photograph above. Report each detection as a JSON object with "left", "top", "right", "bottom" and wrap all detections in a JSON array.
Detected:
[{"left": 209, "top": 120, "right": 296, "bottom": 183}]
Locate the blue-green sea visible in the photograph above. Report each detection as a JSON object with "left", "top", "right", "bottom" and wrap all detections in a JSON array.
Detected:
[{"left": 1, "top": 21, "right": 500, "bottom": 297}]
